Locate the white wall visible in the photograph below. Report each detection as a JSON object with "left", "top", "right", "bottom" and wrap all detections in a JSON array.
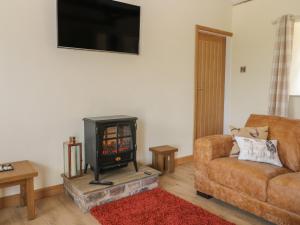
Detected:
[
  {"left": 231, "top": 0, "right": 300, "bottom": 127},
  {"left": 290, "top": 22, "right": 300, "bottom": 95},
  {"left": 0, "top": 0, "right": 232, "bottom": 196}
]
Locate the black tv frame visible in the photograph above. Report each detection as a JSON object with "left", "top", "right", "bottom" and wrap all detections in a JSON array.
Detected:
[{"left": 56, "top": 0, "right": 141, "bottom": 55}]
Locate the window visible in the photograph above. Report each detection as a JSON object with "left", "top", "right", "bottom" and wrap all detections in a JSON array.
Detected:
[{"left": 290, "top": 22, "right": 300, "bottom": 95}]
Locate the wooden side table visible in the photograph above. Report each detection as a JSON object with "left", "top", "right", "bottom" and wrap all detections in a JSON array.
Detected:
[
  {"left": 0, "top": 160, "right": 38, "bottom": 220},
  {"left": 149, "top": 145, "right": 178, "bottom": 173}
]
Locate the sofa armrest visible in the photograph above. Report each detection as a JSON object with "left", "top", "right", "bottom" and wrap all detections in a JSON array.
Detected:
[{"left": 194, "top": 135, "right": 233, "bottom": 165}]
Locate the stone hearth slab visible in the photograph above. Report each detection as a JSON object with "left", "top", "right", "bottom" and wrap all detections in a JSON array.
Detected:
[{"left": 63, "top": 164, "right": 160, "bottom": 212}]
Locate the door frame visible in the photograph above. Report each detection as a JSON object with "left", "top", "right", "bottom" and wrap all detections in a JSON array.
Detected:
[{"left": 193, "top": 25, "right": 233, "bottom": 154}]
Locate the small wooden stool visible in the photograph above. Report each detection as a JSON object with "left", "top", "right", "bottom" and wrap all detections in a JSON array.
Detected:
[
  {"left": 149, "top": 145, "right": 178, "bottom": 173},
  {"left": 0, "top": 160, "right": 38, "bottom": 220}
]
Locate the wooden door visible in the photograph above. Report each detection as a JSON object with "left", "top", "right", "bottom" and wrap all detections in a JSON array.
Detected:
[{"left": 195, "top": 31, "right": 226, "bottom": 139}]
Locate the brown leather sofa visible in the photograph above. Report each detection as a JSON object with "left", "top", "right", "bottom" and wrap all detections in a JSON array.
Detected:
[{"left": 194, "top": 114, "right": 300, "bottom": 225}]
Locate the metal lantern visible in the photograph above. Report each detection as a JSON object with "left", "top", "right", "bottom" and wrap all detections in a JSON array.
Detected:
[{"left": 63, "top": 137, "right": 83, "bottom": 179}]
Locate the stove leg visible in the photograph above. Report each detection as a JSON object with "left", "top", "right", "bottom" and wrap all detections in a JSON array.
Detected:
[
  {"left": 89, "top": 170, "right": 114, "bottom": 185},
  {"left": 133, "top": 160, "right": 138, "bottom": 172},
  {"left": 84, "top": 164, "right": 88, "bottom": 174}
]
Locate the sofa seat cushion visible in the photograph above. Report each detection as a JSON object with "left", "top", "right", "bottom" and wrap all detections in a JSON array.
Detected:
[
  {"left": 268, "top": 173, "right": 300, "bottom": 215},
  {"left": 208, "top": 158, "right": 289, "bottom": 202}
]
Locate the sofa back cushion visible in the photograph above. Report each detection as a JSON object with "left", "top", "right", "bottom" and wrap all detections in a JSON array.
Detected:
[{"left": 246, "top": 114, "right": 300, "bottom": 172}]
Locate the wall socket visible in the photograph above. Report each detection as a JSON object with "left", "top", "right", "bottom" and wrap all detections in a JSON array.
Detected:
[{"left": 240, "top": 66, "right": 247, "bottom": 73}]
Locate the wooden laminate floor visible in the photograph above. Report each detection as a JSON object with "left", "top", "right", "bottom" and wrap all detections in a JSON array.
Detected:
[{"left": 0, "top": 163, "right": 273, "bottom": 225}]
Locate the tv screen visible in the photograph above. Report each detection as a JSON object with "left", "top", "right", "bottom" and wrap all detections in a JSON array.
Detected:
[{"left": 57, "top": 0, "right": 140, "bottom": 54}]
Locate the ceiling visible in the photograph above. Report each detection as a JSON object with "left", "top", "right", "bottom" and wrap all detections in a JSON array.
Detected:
[{"left": 231, "top": 0, "right": 253, "bottom": 6}]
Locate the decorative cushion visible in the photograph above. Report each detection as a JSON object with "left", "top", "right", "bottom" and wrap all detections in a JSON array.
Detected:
[
  {"left": 268, "top": 173, "right": 300, "bottom": 215},
  {"left": 246, "top": 114, "right": 300, "bottom": 172},
  {"left": 236, "top": 137, "right": 283, "bottom": 167},
  {"left": 229, "top": 126, "right": 268, "bottom": 156},
  {"left": 208, "top": 157, "right": 289, "bottom": 202}
]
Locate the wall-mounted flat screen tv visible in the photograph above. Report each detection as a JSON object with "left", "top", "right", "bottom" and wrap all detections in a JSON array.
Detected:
[{"left": 57, "top": 0, "right": 140, "bottom": 54}]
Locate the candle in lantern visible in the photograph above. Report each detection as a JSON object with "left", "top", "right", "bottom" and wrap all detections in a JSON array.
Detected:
[{"left": 71, "top": 146, "right": 76, "bottom": 177}]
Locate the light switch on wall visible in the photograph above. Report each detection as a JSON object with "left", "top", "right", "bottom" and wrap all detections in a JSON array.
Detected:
[{"left": 240, "top": 66, "right": 247, "bottom": 73}]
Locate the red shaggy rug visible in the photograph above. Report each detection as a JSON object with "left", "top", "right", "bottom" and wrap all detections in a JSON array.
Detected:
[{"left": 91, "top": 188, "right": 235, "bottom": 225}]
